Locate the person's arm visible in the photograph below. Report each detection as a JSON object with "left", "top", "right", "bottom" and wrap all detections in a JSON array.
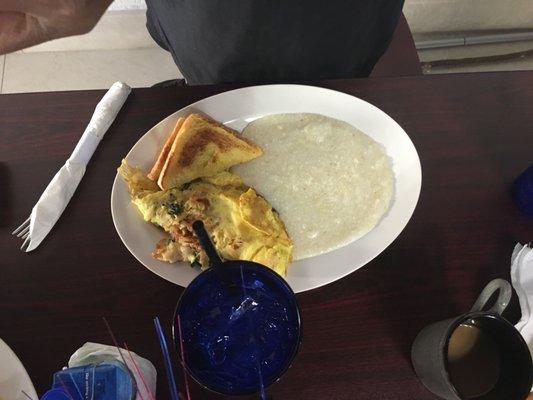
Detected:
[{"left": 0, "top": 0, "right": 112, "bottom": 55}]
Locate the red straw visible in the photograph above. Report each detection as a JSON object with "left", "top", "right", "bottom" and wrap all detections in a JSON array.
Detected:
[
  {"left": 177, "top": 314, "right": 191, "bottom": 400},
  {"left": 102, "top": 317, "right": 145, "bottom": 400},
  {"left": 124, "top": 342, "right": 156, "bottom": 400}
]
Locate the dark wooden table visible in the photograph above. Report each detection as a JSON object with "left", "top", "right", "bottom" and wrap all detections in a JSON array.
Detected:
[{"left": 1, "top": 72, "right": 532, "bottom": 400}]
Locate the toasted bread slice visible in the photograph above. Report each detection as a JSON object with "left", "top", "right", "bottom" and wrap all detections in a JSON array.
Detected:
[
  {"left": 147, "top": 117, "right": 185, "bottom": 181},
  {"left": 158, "top": 114, "right": 262, "bottom": 189}
]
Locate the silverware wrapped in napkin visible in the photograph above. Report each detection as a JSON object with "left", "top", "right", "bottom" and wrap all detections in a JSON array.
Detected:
[{"left": 17, "top": 81, "right": 131, "bottom": 252}]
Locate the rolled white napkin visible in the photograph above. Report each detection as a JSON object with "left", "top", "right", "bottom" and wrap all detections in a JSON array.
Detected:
[
  {"left": 26, "top": 82, "right": 131, "bottom": 252},
  {"left": 510, "top": 243, "right": 533, "bottom": 391}
]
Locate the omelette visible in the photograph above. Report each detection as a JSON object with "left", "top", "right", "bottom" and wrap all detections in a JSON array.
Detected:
[
  {"left": 119, "top": 162, "right": 292, "bottom": 276},
  {"left": 117, "top": 113, "right": 292, "bottom": 276}
]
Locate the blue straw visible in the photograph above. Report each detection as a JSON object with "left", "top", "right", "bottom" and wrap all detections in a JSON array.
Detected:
[{"left": 154, "top": 316, "right": 180, "bottom": 400}]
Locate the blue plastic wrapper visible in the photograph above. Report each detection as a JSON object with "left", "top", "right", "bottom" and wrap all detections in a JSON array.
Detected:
[
  {"left": 41, "top": 389, "right": 71, "bottom": 400},
  {"left": 512, "top": 165, "right": 533, "bottom": 217},
  {"left": 42, "top": 361, "right": 135, "bottom": 400}
]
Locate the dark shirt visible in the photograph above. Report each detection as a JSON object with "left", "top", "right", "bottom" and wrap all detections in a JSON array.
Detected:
[{"left": 146, "top": 0, "right": 404, "bottom": 85}]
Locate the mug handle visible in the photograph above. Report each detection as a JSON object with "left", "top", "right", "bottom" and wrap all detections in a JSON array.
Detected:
[{"left": 470, "top": 279, "right": 512, "bottom": 315}]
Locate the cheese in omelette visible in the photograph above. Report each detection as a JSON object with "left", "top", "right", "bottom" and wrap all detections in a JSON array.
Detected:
[{"left": 118, "top": 161, "right": 292, "bottom": 276}]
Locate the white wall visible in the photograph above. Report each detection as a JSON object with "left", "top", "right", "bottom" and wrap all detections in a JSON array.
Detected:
[
  {"left": 108, "top": 0, "right": 147, "bottom": 11},
  {"left": 404, "top": 0, "right": 533, "bottom": 35}
]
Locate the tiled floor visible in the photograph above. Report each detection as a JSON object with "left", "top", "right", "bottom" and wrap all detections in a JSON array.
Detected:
[{"left": 1, "top": 47, "right": 180, "bottom": 94}]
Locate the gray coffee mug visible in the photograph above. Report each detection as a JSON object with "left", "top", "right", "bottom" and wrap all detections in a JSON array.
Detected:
[{"left": 411, "top": 279, "right": 532, "bottom": 400}]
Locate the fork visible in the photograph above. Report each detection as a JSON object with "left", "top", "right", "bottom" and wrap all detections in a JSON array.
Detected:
[{"left": 12, "top": 216, "right": 31, "bottom": 251}]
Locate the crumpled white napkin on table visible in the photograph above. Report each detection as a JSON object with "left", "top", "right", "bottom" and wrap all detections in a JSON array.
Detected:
[{"left": 510, "top": 243, "right": 533, "bottom": 391}]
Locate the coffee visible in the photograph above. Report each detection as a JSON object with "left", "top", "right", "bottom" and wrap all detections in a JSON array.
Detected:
[{"left": 447, "top": 324, "right": 501, "bottom": 398}]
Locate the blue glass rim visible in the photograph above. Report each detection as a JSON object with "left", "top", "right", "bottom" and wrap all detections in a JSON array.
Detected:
[{"left": 172, "top": 260, "right": 302, "bottom": 396}]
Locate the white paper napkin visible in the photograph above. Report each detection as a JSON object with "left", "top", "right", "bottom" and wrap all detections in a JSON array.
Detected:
[
  {"left": 510, "top": 242, "right": 533, "bottom": 391},
  {"left": 26, "top": 82, "right": 131, "bottom": 252}
]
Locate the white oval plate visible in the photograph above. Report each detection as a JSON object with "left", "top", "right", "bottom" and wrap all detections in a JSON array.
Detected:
[
  {"left": 0, "top": 338, "right": 38, "bottom": 400},
  {"left": 111, "top": 84, "right": 421, "bottom": 293}
]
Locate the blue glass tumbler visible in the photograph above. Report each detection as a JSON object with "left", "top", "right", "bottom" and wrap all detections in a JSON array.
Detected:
[{"left": 173, "top": 222, "right": 302, "bottom": 396}]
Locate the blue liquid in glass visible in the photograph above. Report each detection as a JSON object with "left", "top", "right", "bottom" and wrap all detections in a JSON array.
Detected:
[{"left": 175, "top": 261, "right": 301, "bottom": 395}]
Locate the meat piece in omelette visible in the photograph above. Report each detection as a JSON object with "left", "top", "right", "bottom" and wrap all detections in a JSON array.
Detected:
[{"left": 119, "top": 162, "right": 292, "bottom": 276}]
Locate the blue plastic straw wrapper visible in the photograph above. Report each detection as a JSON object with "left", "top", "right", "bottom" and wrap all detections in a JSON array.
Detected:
[{"left": 154, "top": 317, "right": 180, "bottom": 400}]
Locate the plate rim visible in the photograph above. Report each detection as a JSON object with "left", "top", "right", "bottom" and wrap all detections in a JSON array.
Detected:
[{"left": 0, "top": 337, "right": 38, "bottom": 400}]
